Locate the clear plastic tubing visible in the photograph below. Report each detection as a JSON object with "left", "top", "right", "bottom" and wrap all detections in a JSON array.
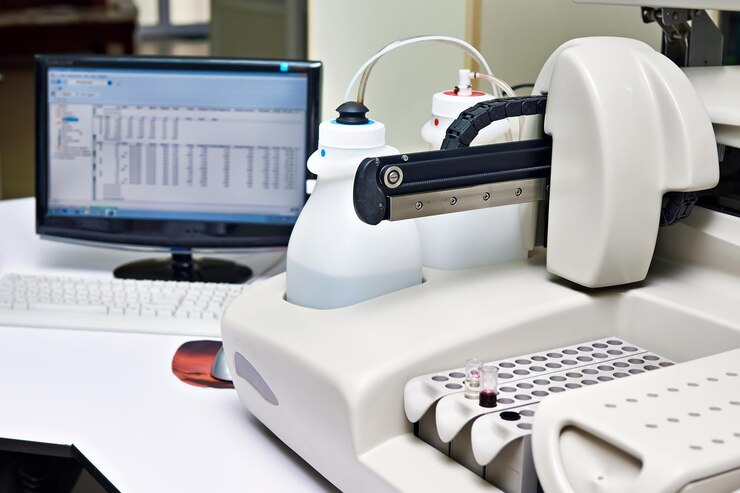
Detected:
[
  {"left": 479, "top": 365, "right": 499, "bottom": 408},
  {"left": 465, "top": 358, "right": 483, "bottom": 399},
  {"left": 343, "top": 35, "right": 501, "bottom": 104}
]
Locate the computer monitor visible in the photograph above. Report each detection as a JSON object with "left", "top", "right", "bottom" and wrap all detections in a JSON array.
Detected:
[{"left": 35, "top": 55, "right": 321, "bottom": 283}]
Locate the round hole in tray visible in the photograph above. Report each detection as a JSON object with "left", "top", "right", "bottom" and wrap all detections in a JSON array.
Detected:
[
  {"left": 604, "top": 403, "right": 617, "bottom": 408},
  {"left": 614, "top": 372, "right": 629, "bottom": 378},
  {"left": 563, "top": 349, "right": 578, "bottom": 355},
  {"left": 709, "top": 406, "right": 722, "bottom": 412},
  {"left": 577, "top": 356, "right": 593, "bottom": 362},
  {"left": 500, "top": 386, "right": 516, "bottom": 393},
  {"left": 712, "top": 439, "right": 725, "bottom": 444},
  {"left": 520, "top": 409, "right": 535, "bottom": 417},
  {"left": 432, "top": 376, "right": 448, "bottom": 382},
  {"left": 531, "top": 355, "right": 547, "bottom": 362},
  {"left": 551, "top": 376, "right": 566, "bottom": 382},
  {"left": 517, "top": 423, "right": 532, "bottom": 430},
  {"left": 689, "top": 445, "right": 703, "bottom": 451},
  {"left": 647, "top": 393, "right": 659, "bottom": 398},
  {"left": 546, "top": 352, "right": 562, "bottom": 358},
  {"left": 517, "top": 383, "right": 534, "bottom": 389},
  {"left": 734, "top": 433, "right": 740, "bottom": 438},
  {"left": 513, "top": 369, "right": 530, "bottom": 376},
  {"left": 582, "top": 379, "right": 598, "bottom": 385},
  {"left": 565, "top": 372, "right": 582, "bottom": 378},
  {"left": 667, "top": 387, "right": 679, "bottom": 392},
  {"left": 727, "top": 372, "right": 738, "bottom": 377},
  {"left": 515, "top": 359, "right": 531, "bottom": 365},
  {"left": 689, "top": 412, "right": 701, "bottom": 417},
  {"left": 730, "top": 401, "right": 740, "bottom": 406},
  {"left": 532, "top": 390, "right": 549, "bottom": 397},
  {"left": 582, "top": 369, "right": 598, "bottom": 375},
  {"left": 545, "top": 363, "right": 562, "bottom": 369},
  {"left": 499, "top": 373, "right": 513, "bottom": 379},
  {"left": 667, "top": 418, "right": 679, "bottom": 423},
  {"left": 629, "top": 369, "right": 644, "bottom": 375},
  {"left": 645, "top": 424, "right": 658, "bottom": 429},
  {"left": 707, "top": 377, "right": 719, "bottom": 382},
  {"left": 593, "top": 353, "right": 608, "bottom": 359},
  {"left": 534, "top": 379, "right": 549, "bottom": 385},
  {"left": 644, "top": 365, "right": 660, "bottom": 371},
  {"left": 607, "top": 339, "right": 622, "bottom": 345},
  {"left": 607, "top": 349, "right": 623, "bottom": 356},
  {"left": 445, "top": 383, "right": 463, "bottom": 390},
  {"left": 623, "top": 346, "right": 638, "bottom": 352},
  {"left": 628, "top": 358, "right": 645, "bottom": 364},
  {"left": 598, "top": 365, "right": 614, "bottom": 371},
  {"left": 597, "top": 376, "right": 614, "bottom": 382},
  {"left": 562, "top": 360, "right": 578, "bottom": 365},
  {"left": 530, "top": 366, "right": 546, "bottom": 372},
  {"left": 626, "top": 398, "right": 638, "bottom": 403},
  {"left": 577, "top": 346, "right": 593, "bottom": 352},
  {"left": 593, "top": 343, "right": 608, "bottom": 349},
  {"left": 660, "top": 362, "right": 674, "bottom": 367},
  {"left": 614, "top": 362, "right": 629, "bottom": 368},
  {"left": 498, "top": 398, "right": 515, "bottom": 404},
  {"left": 500, "top": 411, "right": 520, "bottom": 421},
  {"left": 565, "top": 383, "right": 582, "bottom": 389},
  {"left": 549, "top": 386, "right": 565, "bottom": 393},
  {"left": 688, "top": 382, "right": 699, "bottom": 387},
  {"left": 500, "top": 362, "right": 515, "bottom": 368},
  {"left": 515, "top": 394, "right": 532, "bottom": 400},
  {"left": 449, "top": 372, "right": 465, "bottom": 378},
  {"left": 644, "top": 355, "right": 659, "bottom": 361}
]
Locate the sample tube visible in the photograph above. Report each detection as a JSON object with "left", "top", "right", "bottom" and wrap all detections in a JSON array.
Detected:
[
  {"left": 479, "top": 365, "right": 498, "bottom": 408},
  {"left": 465, "top": 358, "right": 483, "bottom": 399}
]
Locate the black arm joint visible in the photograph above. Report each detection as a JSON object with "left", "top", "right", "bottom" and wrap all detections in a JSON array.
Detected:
[
  {"left": 488, "top": 104, "right": 506, "bottom": 122},
  {"left": 505, "top": 100, "right": 523, "bottom": 117},
  {"left": 470, "top": 105, "right": 493, "bottom": 130}
]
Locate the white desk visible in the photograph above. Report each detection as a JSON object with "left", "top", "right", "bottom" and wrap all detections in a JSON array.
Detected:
[{"left": 0, "top": 198, "right": 338, "bottom": 492}]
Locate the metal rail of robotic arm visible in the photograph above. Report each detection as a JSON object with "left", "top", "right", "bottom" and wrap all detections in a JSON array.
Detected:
[{"left": 353, "top": 95, "right": 550, "bottom": 228}]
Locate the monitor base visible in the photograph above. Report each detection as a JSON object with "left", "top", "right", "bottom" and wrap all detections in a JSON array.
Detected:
[{"left": 114, "top": 253, "right": 252, "bottom": 284}]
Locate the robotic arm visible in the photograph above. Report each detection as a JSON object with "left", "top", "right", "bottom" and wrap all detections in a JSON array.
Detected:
[{"left": 353, "top": 37, "right": 719, "bottom": 288}]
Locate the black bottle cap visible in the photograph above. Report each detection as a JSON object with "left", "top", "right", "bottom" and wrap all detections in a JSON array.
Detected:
[{"left": 335, "top": 101, "right": 369, "bottom": 125}]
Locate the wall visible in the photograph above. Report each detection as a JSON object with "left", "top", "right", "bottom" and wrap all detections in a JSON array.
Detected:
[
  {"left": 308, "top": 0, "right": 469, "bottom": 153},
  {"left": 478, "top": 0, "right": 661, "bottom": 89}
]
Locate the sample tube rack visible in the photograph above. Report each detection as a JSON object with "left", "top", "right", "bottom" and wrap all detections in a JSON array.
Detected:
[{"left": 404, "top": 337, "right": 675, "bottom": 492}]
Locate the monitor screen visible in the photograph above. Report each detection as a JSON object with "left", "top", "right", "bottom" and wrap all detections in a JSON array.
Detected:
[{"left": 35, "top": 55, "right": 321, "bottom": 252}]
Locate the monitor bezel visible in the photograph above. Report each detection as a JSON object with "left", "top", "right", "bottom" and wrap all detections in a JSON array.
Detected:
[{"left": 35, "top": 54, "right": 321, "bottom": 249}]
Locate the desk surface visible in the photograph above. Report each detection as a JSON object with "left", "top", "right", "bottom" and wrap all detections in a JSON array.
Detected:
[{"left": 0, "top": 198, "right": 337, "bottom": 492}]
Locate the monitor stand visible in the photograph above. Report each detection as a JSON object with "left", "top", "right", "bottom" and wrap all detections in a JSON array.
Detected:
[{"left": 113, "top": 252, "right": 252, "bottom": 284}]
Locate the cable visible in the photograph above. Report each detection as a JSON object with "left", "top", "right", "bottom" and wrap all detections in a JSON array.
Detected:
[
  {"left": 343, "top": 35, "right": 501, "bottom": 104},
  {"left": 511, "top": 83, "right": 535, "bottom": 91}
]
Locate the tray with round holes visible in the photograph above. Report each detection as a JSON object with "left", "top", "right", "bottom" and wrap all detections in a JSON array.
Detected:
[
  {"left": 404, "top": 337, "right": 676, "bottom": 489},
  {"left": 532, "top": 347, "right": 740, "bottom": 493}
]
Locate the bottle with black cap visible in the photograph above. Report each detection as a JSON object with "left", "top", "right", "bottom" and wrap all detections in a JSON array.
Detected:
[{"left": 286, "top": 102, "right": 422, "bottom": 309}]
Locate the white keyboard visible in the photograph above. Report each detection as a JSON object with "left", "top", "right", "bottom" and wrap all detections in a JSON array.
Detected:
[{"left": 0, "top": 273, "right": 249, "bottom": 337}]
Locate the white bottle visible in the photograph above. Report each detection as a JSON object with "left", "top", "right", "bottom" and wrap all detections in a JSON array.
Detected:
[
  {"left": 416, "top": 71, "right": 527, "bottom": 270},
  {"left": 286, "top": 103, "right": 423, "bottom": 309}
]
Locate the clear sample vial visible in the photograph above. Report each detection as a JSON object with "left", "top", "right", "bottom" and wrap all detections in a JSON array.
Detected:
[
  {"left": 465, "top": 358, "right": 483, "bottom": 399},
  {"left": 479, "top": 365, "right": 499, "bottom": 408}
]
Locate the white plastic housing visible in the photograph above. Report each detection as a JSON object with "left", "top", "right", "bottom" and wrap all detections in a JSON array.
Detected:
[
  {"left": 535, "top": 37, "right": 718, "bottom": 287},
  {"left": 683, "top": 66, "right": 740, "bottom": 147},
  {"left": 532, "top": 348, "right": 740, "bottom": 493}
]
